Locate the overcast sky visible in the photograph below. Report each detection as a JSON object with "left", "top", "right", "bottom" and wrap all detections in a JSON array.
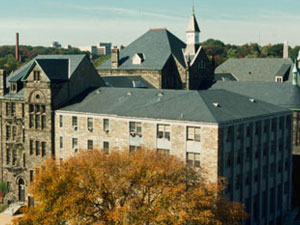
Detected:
[{"left": 0, "top": 0, "right": 299, "bottom": 47}]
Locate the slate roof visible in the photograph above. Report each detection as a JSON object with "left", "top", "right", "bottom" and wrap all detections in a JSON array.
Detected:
[
  {"left": 102, "top": 76, "right": 154, "bottom": 88},
  {"left": 215, "top": 58, "right": 293, "bottom": 82},
  {"left": 8, "top": 55, "right": 86, "bottom": 83},
  {"left": 97, "top": 29, "right": 186, "bottom": 71},
  {"left": 59, "top": 88, "right": 290, "bottom": 124},
  {"left": 209, "top": 81, "right": 300, "bottom": 110}
]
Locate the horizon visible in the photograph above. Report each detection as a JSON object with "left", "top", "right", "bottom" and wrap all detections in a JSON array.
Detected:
[{"left": 1, "top": 0, "right": 299, "bottom": 48}]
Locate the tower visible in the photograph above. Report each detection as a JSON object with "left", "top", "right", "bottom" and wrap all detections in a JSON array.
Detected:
[
  {"left": 185, "top": 6, "right": 200, "bottom": 56},
  {"left": 292, "top": 61, "right": 298, "bottom": 86}
]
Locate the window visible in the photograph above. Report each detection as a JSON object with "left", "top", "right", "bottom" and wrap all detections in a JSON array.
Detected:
[
  {"left": 42, "top": 142, "right": 46, "bottom": 157},
  {"left": 72, "top": 138, "right": 78, "bottom": 149},
  {"left": 246, "top": 125, "right": 250, "bottom": 137},
  {"left": 225, "top": 152, "right": 231, "bottom": 168},
  {"left": 275, "top": 76, "right": 283, "bottom": 83},
  {"left": 60, "top": 136, "right": 63, "bottom": 149},
  {"left": 157, "top": 149, "right": 170, "bottom": 155},
  {"left": 12, "top": 150, "right": 16, "bottom": 165},
  {"left": 30, "top": 170, "right": 34, "bottom": 182},
  {"left": 7, "top": 182, "right": 11, "bottom": 193},
  {"left": 72, "top": 116, "right": 78, "bottom": 129},
  {"left": 271, "top": 118, "right": 276, "bottom": 131},
  {"left": 103, "top": 142, "right": 109, "bottom": 154},
  {"left": 157, "top": 124, "right": 170, "bottom": 140},
  {"left": 264, "top": 120, "right": 268, "bottom": 133},
  {"left": 87, "top": 118, "right": 93, "bottom": 131},
  {"left": 12, "top": 126, "right": 16, "bottom": 140},
  {"left": 59, "top": 115, "right": 63, "bottom": 127},
  {"left": 129, "top": 145, "right": 141, "bottom": 153},
  {"left": 235, "top": 174, "right": 240, "bottom": 190},
  {"left": 226, "top": 127, "right": 233, "bottom": 142},
  {"left": 237, "top": 125, "right": 242, "bottom": 139},
  {"left": 33, "top": 71, "right": 40, "bottom": 81},
  {"left": 6, "top": 103, "right": 10, "bottom": 116},
  {"left": 129, "top": 122, "right": 142, "bottom": 137},
  {"left": 254, "top": 169, "right": 259, "bottom": 182},
  {"left": 187, "top": 127, "right": 201, "bottom": 142},
  {"left": 6, "top": 147, "right": 10, "bottom": 165},
  {"left": 255, "top": 122, "right": 260, "bottom": 135},
  {"left": 41, "top": 115, "right": 46, "bottom": 129},
  {"left": 245, "top": 147, "right": 250, "bottom": 161},
  {"left": 87, "top": 140, "right": 93, "bottom": 150},
  {"left": 5, "top": 102, "right": 16, "bottom": 116},
  {"left": 35, "top": 115, "right": 40, "bottom": 129},
  {"left": 245, "top": 172, "right": 250, "bottom": 185},
  {"left": 103, "top": 119, "right": 109, "bottom": 132},
  {"left": 29, "top": 115, "right": 34, "bottom": 128},
  {"left": 23, "top": 153, "right": 26, "bottom": 167},
  {"left": 11, "top": 103, "right": 15, "bottom": 115},
  {"left": 186, "top": 152, "right": 200, "bottom": 168},
  {"left": 35, "top": 141, "right": 40, "bottom": 156},
  {"left": 30, "top": 140, "right": 34, "bottom": 155},
  {"left": 6, "top": 125, "right": 11, "bottom": 140}
]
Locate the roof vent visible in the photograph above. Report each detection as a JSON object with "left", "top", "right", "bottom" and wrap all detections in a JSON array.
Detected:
[
  {"left": 157, "top": 92, "right": 164, "bottom": 97},
  {"left": 127, "top": 91, "right": 132, "bottom": 96},
  {"left": 96, "top": 89, "right": 101, "bottom": 94},
  {"left": 180, "top": 113, "right": 184, "bottom": 118},
  {"left": 249, "top": 98, "right": 255, "bottom": 103},
  {"left": 213, "top": 102, "right": 220, "bottom": 107}
]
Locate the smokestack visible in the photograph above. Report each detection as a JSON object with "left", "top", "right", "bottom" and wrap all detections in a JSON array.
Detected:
[
  {"left": 111, "top": 46, "right": 119, "bottom": 69},
  {"left": 283, "top": 40, "right": 288, "bottom": 59},
  {"left": 0, "top": 70, "right": 7, "bottom": 96},
  {"left": 16, "top": 33, "right": 20, "bottom": 62}
]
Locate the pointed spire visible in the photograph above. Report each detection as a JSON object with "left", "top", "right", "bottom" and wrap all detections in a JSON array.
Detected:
[
  {"left": 186, "top": 7, "right": 200, "bottom": 33},
  {"left": 292, "top": 60, "right": 298, "bottom": 86}
]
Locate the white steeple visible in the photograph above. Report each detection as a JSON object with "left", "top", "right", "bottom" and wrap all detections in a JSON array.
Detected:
[{"left": 185, "top": 6, "right": 200, "bottom": 56}]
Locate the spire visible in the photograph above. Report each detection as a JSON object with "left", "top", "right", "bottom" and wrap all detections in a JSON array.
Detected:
[{"left": 186, "top": 8, "right": 200, "bottom": 33}]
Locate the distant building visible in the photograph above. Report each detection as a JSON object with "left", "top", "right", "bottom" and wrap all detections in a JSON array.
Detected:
[
  {"left": 51, "top": 41, "right": 62, "bottom": 48},
  {"left": 97, "top": 42, "right": 112, "bottom": 55}
]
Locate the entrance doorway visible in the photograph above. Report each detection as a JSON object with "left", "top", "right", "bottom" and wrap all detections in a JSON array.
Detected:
[{"left": 18, "top": 178, "right": 25, "bottom": 202}]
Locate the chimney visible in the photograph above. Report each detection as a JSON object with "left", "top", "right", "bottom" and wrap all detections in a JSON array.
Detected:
[
  {"left": 0, "top": 69, "right": 7, "bottom": 96},
  {"left": 16, "top": 33, "right": 20, "bottom": 62},
  {"left": 283, "top": 41, "right": 288, "bottom": 59},
  {"left": 111, "top": 46, "right": 119, "bottom": 69}
]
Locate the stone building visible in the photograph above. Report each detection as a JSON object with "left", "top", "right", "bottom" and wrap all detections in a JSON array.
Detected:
[
  {"left": 0, "top": 55, "right": 105, "bottom": 204},
  {"left": 56, "top": 87, "right": 292, "bottom": 225},
  {"left": 97, "top": 12, "right": 214, "bottom": 90}
]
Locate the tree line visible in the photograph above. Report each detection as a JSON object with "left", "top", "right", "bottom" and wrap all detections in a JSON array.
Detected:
[{"left": 0, "top": 40, "right": 299, "bottom": 74}]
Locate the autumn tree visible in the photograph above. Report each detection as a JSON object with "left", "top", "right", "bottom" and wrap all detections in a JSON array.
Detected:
[{"left": 14, "top": 150, "right": 247, "bottom": 225}]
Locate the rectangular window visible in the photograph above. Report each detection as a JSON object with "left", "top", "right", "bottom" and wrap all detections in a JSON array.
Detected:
[
  {"left": 35, "top": 141, "right": 40, "bottom": 156},
  {"left": 72, "top": 138, "right": 78, "bottom": 149},
  {"left": 29, "top": 114, "right": 34, "bottom": 128},
  {"left": 41, "top": 115, "right": 46, "bottom": 129},
  {"left": 245, "top": 147, "right": 250, "bottom": 161},
  {"left": 87, "top": 140, "right": 93, "bottom": 150},
  {"left": 187, "top": 127, "right": 201, "bottom": 142},
  {"left": 103, "top": 141, "right": 109, "bottom": 154},
  {"left": 237, "top": 125, "right": 242, "bottom": 139},
  {"left": 42, "top": 142, "right": 46, "bottom": 157},
  {"left": 235, "top": 174, "right": 240, "bottom": 190},
  {"left": 12, "top": 126, "right": 16, "bottom": 140},
  {"left": 12, "top": 150, "right": 16, "bottom": 165},
  {"left": 35, "top": 115, "right": 40, "bottom": 129},
  {"left": 29, "top": 104, "right": 34, "bottom": 113},
  {"left": 264, "top": 120, "right": 268, "bottom": 133},
  {"left": 157, "top": 124, "right": 170, "bottom": 140},
  {"left": 22, "top": 104, "right": 25, "bottom": 117},
  {"left": 11, "top": 102, "right": 15, "bottom": 116},
  {"left": 72, "top": 116, "right": 78, "bottom": 129},
  {"left": 157, "top": 149, "right": 170, "bottom": 155},
  {"left": 87, "top": 118, "right": 93, "bottom": 131},
  {"left": 226, "top": 127, "right": 233, "bottom": 142},
  {"left": 41, "top": 105, "right": 45, "bottom": 113},
  {"left": 129, "top": 122, "right": 142, "bottom": 136},
  {"left": 225, "top": 152, "right": 231, "bottom": 168},
  {"left": 30, "top": 170, "right": 34, "bottom": 182},
  {"left": 103, "top": 119, "right": 109, "bottom": 132},
  {"left": 255, "top": 122, "right": 260, "bottom": 135},
  {"left": 129, "top": 145, "right": 141, "bottom": 153},
  {"left": 33, "top": 71, "right": 40, "bottom": 81},
  {"left": 246, "top": 125, "right": 250, "bottom": 137},
  {"left": 60, "top": 136, "right": 63, "bottom": 149},
  {"left": 6, "top": 125, "right": 11, "bottom": 140},
  {"left": 59, "top": 115, "right": 63, "bottom": 127},
  {"left": 7, "top": 182, "right": 11, "bottom": 193},
  {"left": 6, "top": 147, "right": 10, "bottom": 165},
  {"left": 6, "top": 103, "right": 10, "bottom": 116},
  {"left": 186, "top": 152, "right": 200, "bottom": 168},
  {"left": 30, "top": 140, "right": 34, "bottom": 155},
  {"left": 23, "top": 153, "right": 26, "bottom": 167}
]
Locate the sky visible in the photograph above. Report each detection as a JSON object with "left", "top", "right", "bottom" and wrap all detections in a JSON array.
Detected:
[{"left": 0, "top": 0, "right": 299, "bottom": 48}]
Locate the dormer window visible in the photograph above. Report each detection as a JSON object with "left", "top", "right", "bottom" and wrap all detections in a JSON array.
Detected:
[
  {"left": 33, "top": 71, "right": 40, "bottom": 81},
  {"left": 132, "top": 53, "right": 144, "bottom": 65},
  {"left": 10, "top": 83, "right": 17, "bottom": 93},
  {"left": 275, "top": 76, "right": 283, "bottom": 83}
]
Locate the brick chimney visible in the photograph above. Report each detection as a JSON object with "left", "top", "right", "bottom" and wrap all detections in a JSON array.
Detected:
[
  {"left": 111, "top": 46, "right": 119, "bottom": 69},
  {"left": 16, "top": 33, "right": 20, "bottom": 61},
  {"left": 0, "top": 69, "right": 7, "bottom": 96}
]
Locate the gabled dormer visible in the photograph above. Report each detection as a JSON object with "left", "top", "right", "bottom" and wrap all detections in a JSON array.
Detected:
[{"left": 132, "top": 53, "right": 144, "bottom": 65}]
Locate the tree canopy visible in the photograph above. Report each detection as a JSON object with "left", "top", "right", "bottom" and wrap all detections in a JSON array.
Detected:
[{"left": 14, "top": 150, "right": 247, "bottom": 225}]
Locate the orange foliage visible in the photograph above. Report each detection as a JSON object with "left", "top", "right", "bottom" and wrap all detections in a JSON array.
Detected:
[{"left": 13, "top": 149, "right": 247, "bottom": 225}]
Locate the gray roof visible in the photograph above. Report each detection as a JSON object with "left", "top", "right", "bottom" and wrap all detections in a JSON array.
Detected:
[
  {"left": 209, "top": 81, "right": 300, "bottom": 110},
  {"left": 8, "top": 55, "right": 86, "bottom": 83},
  {"left": 59, "top": 88, "right": 290, "bottom": 124},
  {"left": 215, "top": 58, "right": 293, "bottom": 82},
  {"left": 97, "top": 29, "right": 186, "bottom": 71},
  {"left": 102, "top": 76, "right": 154, "bottom": 88}
]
